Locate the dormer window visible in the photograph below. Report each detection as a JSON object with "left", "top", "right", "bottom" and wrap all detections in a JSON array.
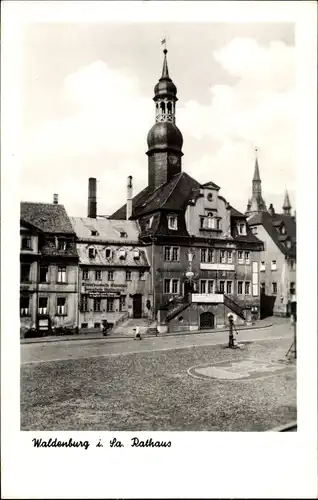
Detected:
[
  {"left": 88, "top": 248, "right": 96, "bottom": 259},
  {"left": 168, "top": 215, "right": 178, "bottom": 230},
  {"left": 133, "top": 249, "right": 140, "bottom": 260},
  {"left": 91, "top": 230, "right": 98, "bottom": 237},
  {"left": 119, "top": 249, "right": 126, "bottom": 260},
  {"left": 105, "top": 248, "right": 111, "bottom": 259},
  {"left": 120, "top": 231, "right": 127, "bottom": 238},
  {"left": 58, "top": 239, "right": 67, "bottom": 251},
  {"left": 21, "top": 236, "right": 32, "bottom": 250},
  {"left": 238, "top": 223, "right": 246, "bottom": 235},
  {"left": 286, "top": 240, "right": 291, "bottom": 249},
  {"left": 207, "top": 193, "right": 213, "bottom": 202},
  {"left": 207, "top": 213, "right": 214, "bottom": 229},
  {"left": 147, "top": 216, "right": 154, "bottom": 230}
]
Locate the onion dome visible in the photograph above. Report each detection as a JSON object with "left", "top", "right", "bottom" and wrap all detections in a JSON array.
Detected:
[
  {"left": 153, "top": 49, "right": 177, "bottom": 101},
  {"left": 147, "top": 121, "right": 183, "bottom": 152}
]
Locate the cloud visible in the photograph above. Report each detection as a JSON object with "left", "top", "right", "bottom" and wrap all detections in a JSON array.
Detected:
[{"left": 178, "top": 37, "right": 296, "bottom": 208}]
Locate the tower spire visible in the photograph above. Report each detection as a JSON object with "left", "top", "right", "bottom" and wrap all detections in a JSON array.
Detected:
[
  {"left": 245, "top": 147, "right": 267, "bottom": 216},
  {"left": 161, "top": 48, "right": 169, "bottom": 79},
  {"left": 253, "top": 147, "right": 261, "bottom": 181},
  {"left": 283, "top": 189, "right": 292, "bottom": 215}
]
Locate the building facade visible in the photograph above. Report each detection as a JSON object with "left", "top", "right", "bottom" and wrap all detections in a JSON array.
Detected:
[
  {"left": 71, "top": 192, "right": 152, "bottom": 330},
  {"left": 246, "top": 163, "right": 296, "bottom": 317},
  {"left": 20, "top": 200, "right": 79, "bottom": 336},
  {"left": 111, "top": 48, "right": 263, "bottom": 332}
]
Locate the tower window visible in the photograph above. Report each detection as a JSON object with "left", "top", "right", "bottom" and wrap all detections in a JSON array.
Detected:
[
  {"left": 167, "top": 101, "right": 172, "bottom": 113},
  {"left": 105, "top": 248, "right": 111, "bottom": 258},
  {"left": 207, "top": 193, "right": 213, "bottom": 202},
  {"left": 238, "top": 223, "right": 246, "bottom": 235}
]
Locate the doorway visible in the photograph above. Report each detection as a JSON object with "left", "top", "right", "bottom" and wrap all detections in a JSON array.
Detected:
[
  {"left": 200, "top": 311, "right": 215, "bottom": 329},
  {"left": 133, "top": 294, "right": 142, "bottom": 318}
]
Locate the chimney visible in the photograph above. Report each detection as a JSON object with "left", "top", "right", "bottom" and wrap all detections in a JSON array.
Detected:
[
  {"left": 268, "top": 203, "right": 275, "bottom": 216},
  {"left": 88, "top": 177, "right": 97, "bottom": 218},
  {"left": 126, "top": 175, "right": 133, "bottom": 220},
  {"left": 53, "top": 193, "right": 58, "bottom": 205}
]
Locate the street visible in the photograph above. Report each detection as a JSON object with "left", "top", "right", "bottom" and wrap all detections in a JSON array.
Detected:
[{"left": 21, "top": 321, "right": 296, "bottom": 431}]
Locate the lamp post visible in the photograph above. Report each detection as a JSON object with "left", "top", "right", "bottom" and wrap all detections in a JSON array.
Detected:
[
  {"left": 185, "top": 249, "right": 195, "bottom": 298},
  {"left": 291, "top": 293, "right": 297, "bottom": 359}
]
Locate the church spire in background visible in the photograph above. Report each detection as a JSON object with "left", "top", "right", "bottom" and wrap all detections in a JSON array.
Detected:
[
  {"left": 245, "top": 147, "right": 267, "bottom": 217},
  {"left": 282, "top": 189, "right": 292, "bottom": 216}
]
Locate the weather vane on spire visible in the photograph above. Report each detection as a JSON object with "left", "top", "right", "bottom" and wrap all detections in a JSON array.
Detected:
[
  {"left": 255, "top": 146, "right": 259, "bottom": 157},
  {"left": 161, "top": 37, "right": 167, "bottom": 53}
]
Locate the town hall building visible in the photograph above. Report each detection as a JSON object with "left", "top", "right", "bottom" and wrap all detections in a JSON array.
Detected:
[{"left": 111, "top": 48, "right": 264, "bottom": 333}]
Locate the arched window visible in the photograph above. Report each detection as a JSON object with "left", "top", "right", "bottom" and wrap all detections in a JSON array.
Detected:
[
  {"left": 167, "top": 101, "right": 172, "bottom": 113},
  {"left": 160, "top": 101, "right": 165, "bottom": 114}
]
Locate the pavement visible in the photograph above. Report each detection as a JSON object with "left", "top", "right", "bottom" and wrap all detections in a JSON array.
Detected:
[{"left": 21, "top": 316, "right": 278, "bottom": 345}]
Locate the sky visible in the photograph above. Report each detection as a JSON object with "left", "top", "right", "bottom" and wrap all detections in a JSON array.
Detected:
[{"left": 19, "top": 21, "right": 296, "bottom": 217}]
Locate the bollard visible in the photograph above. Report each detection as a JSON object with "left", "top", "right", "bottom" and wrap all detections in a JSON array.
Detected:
[{"left": 228, "top": 316, "right": 234, "bottom": 348}]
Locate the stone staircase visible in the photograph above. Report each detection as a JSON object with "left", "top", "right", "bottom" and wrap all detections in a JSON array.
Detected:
[
  {"left": 110, "top": 317, "right": 156, "bottom": 336},
  {"left": 223, "top": 294, "right": 245, "bottom": 320}
]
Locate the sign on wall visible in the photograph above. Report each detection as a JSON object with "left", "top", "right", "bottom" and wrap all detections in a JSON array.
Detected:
[{"left": 192, "top": 293, "right": 224, "bottom": 303}]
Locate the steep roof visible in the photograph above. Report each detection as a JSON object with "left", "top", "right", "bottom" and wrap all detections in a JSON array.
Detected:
[
  {"left": 76, "top": 243, "right": 149, "bottom": 268},
  {"left": 111, "top": 172, "right": 201, "bottom": 219},
  {"left": 248, "top": 211, "right": 296, "bottom": 257},
  {"left": 21, "top": 202, "right": 75, "bottom": 234},
  {"left": 70, "top": 217, "right": 140, "bottom": 243}
]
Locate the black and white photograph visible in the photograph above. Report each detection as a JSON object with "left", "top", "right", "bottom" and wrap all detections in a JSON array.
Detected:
[{"left": 1, "top": 1, "right": 317, "bottom": 499}]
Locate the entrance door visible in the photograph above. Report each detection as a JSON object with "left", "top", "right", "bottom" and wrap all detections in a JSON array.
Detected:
[
  {"left": 200, "top": 311, "right": 215, "bottom": 329},
  {"left": 133, "top": 294, "right": 142, "bottom": 319}
]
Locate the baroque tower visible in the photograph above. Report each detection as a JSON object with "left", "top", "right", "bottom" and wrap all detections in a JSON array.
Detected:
[
  {"left": 245, "top": 148, "right": 267, "bottom": 217},
  {"left": 146, "top": 48, "right": 183, "bottom": 191}
]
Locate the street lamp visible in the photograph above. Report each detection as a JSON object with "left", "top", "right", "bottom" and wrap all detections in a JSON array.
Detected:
[{"left": 185, "top": 249, "right": 195, "bottom": 297}]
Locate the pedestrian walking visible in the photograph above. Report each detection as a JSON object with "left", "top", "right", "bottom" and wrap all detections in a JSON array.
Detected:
[{"left": 133, "top": 326, "right": 142, "bottom": 340}]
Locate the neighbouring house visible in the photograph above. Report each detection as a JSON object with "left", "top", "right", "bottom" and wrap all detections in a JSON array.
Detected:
[
  {"left": 70, "top": 178, "right": 152, "bottom": 331},
  {"left": 20, "top": 196, "right": 79, "bottom": 336},
  {"left": 110, "top": 48, "right": 264, "bottom": 333}
]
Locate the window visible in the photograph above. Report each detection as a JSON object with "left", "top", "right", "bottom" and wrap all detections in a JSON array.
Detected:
[
  {"left": 139, "top": 271, "right": 145, "bottom": 281},
  {"left": 107, "top": 298, "right": 114, "bottom": 312},
  {"left": 94, "top": 298, "right": 101, "bottom": 312},
  {"left": 168, "top": 215, "right": 178, "bottom": 230},
  {"left": 227, "top": 251, "right": 232, "bottom": 263},
  {"left": 119, "top": 249, "right": 126, "bottom": 260},
  {"left": 290, "top": 282, "right": 296, "bottom": 295},
  {"left": 105, "top": 248, "right": 111, "bottom": 258},
  {"left": 252, "top": 261, "right": 259, "bottom": 297},
  {"left": 58, "top": 239, "right": 67, "bottom": 251},
  {"left": 57, "top": 267, "right": 66, "bottom": 283},
  {"left": 38, "top": 297, "right": 48, "bottom": 315},
  {"left": 57, "top": 297, "right": 66, "bottom": 315},
  {"left": 245, "top": 251, "right": 250, "bottom": 264},
  {"left": 81, "top": 295, "right": 88, "bottom": 312},
  {"left": 200, "top": 217, "right": 205, "bottom": 229},
  {"left": 126, "top": 270, "right": 131, "bottom": 281},
  {"left": 286, "top": 240, "right": 291, "bottom": 249},
  {"left": 108, "top": 271, "right": 114, "bottom": 281},
  {"left": 21, "top": 264, "right": 30, "bottom": 282},
  {"left": 220, "top": 250, "right": 226, "bottom": 263},
  {"left": 39, "top": 265, "right": 49, "bottom": 283},
  {"left": 238, "top": 281, "right": 243, "bottom": 295},
  {"left": 245, "top": 282, "right": 251, "bottom": 295},
  {"left": 208, "top": 280, "right": 214, "bottom": 293},
  {"left": 119, "top": 296, "right": 126, "bottom": 312},
  {"left": 207, "top": 192, "right": 213, "bottom": 202},
  {"left": 290, "top": 260, "right": 296, "bottom": 271},
  {"left": 238, "top": 223, "right": 246, "bottom": 235},
  {"left": 226, "top": 281, "right": 232, "bottom": 294},
  {"left": 272, "top": 282, "right": 277, "bottom": 294},
  {"left": 208, "top": 249, "right": 214, "bottom": 263},
  {"left": 260, "top": 261, "right": 266, "bottom": 272},
  {"left": 88, "top": 248, "right": 96, "bottom": 259},
  {"left": 94, "top": 322, "right": 101, "bottom": 329},
  {"left": 21, "top": 236, "right": 31, "bottom": 250},
  {"left": 271, "top": 260, "right": 277, "bottom": 271},
  {"left": 172, "top": 247, "right": 180, "bottom": 261},
  {"left": 216, "top": 219, "right": 221, "bottom": 230},
  {"left": 219, "top": 281, "right": 225, "bottom": 293},
  {"left": 133, "top": 250, "right": 140, "bottom": 260},
  {"left": 91, "top": 230, "right": 98, "bottom": 236},
  {"left": 251, "top": 226, "right": 258, "bottom": 235},
  {"left": 200, "top": 280, "right": 207, "bottom": 294},
  {"left": 164, "top": 247, "right": 171, "bottom": 261},
  {"left": 260, "top": 282, "right": 266, "bottom": 293},
  {"left": 238, "top": 251, "right": 244, "bottom": 264},
  {"left": 200, "top": 248, "right": 207, "bottom": 263},
  {"left": 20, "top": 296, "right": 30, "bottom": 316},
  {"left": 120, "top": 231, "right": 127, "bottom": 238},
  {"left": 207, "top": 213, "right": 214, "bottom": 229},
  {"left": 172, "top": 279, "right": 179, "bottom": 294},
  {"left": 95, "top": 270, "right": 102, "bottom": 281},
  {"left": 281, "top": 225, "right": 286, "bottom": 235},
  {"left": 81, "top": 323, "right": 88, "bottom": 329},
  {"left": 82, "top": 268, "right": 89, "bottom": 280},
  {"left": 164, "top": 279, "right": 171, "bottom": 294}
]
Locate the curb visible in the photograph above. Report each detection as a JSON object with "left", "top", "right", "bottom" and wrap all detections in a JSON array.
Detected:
[
  {"left": 266, "top": 421, "right": 297, "bottom": 432},
  {"left": 21, "top": 322, "right": 273, "bottom": 345}
]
